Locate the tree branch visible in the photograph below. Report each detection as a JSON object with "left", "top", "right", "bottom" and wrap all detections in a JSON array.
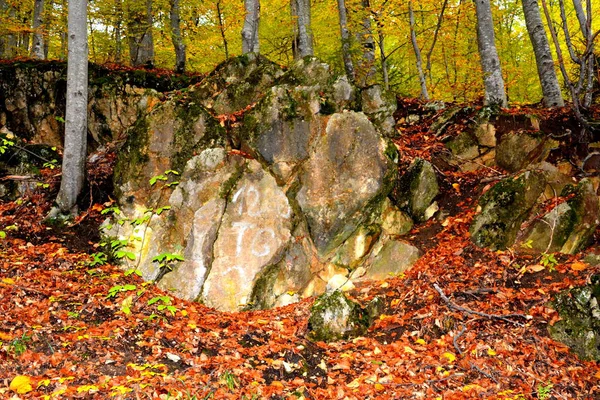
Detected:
[{"left": 433, "top": 283, "right": 532, "bottom": 327}]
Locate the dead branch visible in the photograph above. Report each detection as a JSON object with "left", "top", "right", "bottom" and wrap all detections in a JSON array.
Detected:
[{"left": 433, "top": 283, "right": 532, "bottom": 326}]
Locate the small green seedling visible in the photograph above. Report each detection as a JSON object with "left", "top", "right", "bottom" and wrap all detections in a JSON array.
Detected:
[
  {"left": 148, "top": 295, "right": 177, "bottom": 315},
  {"left": 540, "top": 253, "right": 558, "bottom": 272}
]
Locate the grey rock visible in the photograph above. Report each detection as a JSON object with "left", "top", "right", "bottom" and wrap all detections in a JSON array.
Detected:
[
  {"left": 393, "top": 158, "right": 439, "bottom": 222},
  {"left": 495, "top": 132, "right": 558, "bottom": 172},
  {"left": 307, "top": 290, "right": 370, "bottom": 342},
  {"left": 297, "top": 111, "right": 395, "bottom": 258},
  {"left": 470, "top": 170, "right": 546, "bottom": 250},
  {"left": 363, "top": 238, "right": 421, "bottom": 281}
]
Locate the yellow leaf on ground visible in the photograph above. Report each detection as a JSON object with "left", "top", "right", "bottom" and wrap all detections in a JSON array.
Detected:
[
  {"left": 10, "top": 375, "right": 33, "bottom": 394},
  {"left": 374, "top": 383, "right": 385, "bottom": 391},
  {"left": 487, "top": 348, "right": 497, "bottom": 356},
  {"left": 1, "top": 278, "right": 15, "bottom": 285},
  {"left": 415, "top": 338, "right": 426, "bottom": 345},
  {"left": 571, "top": 262, "right": 587, "bottom": 271},
  {"left": 347, "top": 378, "right": 361, "bottom": 388},
  {"left": 462, "top": 384, "right": 484, "bottom": 392},
  {"left": 404, "top": 346, "right": 416, "bottom": 355},
  {"left": 442, "top": 352, "right": 456, "bottom": 363}
]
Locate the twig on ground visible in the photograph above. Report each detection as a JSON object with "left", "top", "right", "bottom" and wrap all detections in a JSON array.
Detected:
[
  {"left": 469, "top": 361, "right": 499, "bottom": 383},
  {"left": 453, "top": 324, "right": 467, "bottom": 355},
  {"left": 433, "top": 283, "right": 532, "bottom": 326}
]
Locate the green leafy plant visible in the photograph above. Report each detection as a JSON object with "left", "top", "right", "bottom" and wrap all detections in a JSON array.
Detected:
[
  {"left": 540, "top": 253, "right": 558, "bottom": 272},
  {"left": 152, "top": 252, "right": 184, "bottom": 282},
  {"left": 537, "top": 381, "right": 553, "bottom": 400},
  {"left": 219, "top": 370, "right": 238, "bottom": 391},
  {"left": 0, "top": 137, "right": 14, "bottom": 154},
  {"left": 149, "top": 170, "right": 179, "bottom": 186},
  {"left": 148, "top": 295, "right": 178, "bottom": 315},
  {"left": 110, "top": 239, "right": 136, "bottom": 261},
  {"left": 42, "top": 159, "right": 59, "bottom": 169},
  {"left": 9, "top": 333, "right": 31, "bottom": 356},
  {"left": 106, "top": 284, "right": 138, "bottom": 298},
  {"left": 88, "top": 252, "right": 108, "bottom": 267}
]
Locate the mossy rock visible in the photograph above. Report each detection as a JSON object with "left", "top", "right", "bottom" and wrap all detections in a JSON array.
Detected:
[
  {"left": 548, "top": 282, "right": 600, "bottom": 361},
  {"left": 470, "top": 170, "right": 546, "bottom": 250},
  {"left": 393, "top": 158, "right": 439, "bottom": 222},
  {"left": 517, "top": 179, "right": 599, "bottom": 254},
  {"left": 307, "top": 290, "right": 371, "bottom": 342}
]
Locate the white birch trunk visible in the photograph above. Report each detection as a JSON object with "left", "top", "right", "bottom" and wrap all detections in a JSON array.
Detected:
[
  {"left": 522, "top": 0, "right": 564, "bottom": 107},
  {"left": 56, "top": 0, "right": 88, "bottom": 213},
  {"left": 291, "top": 0, "right": 313, "bottom": 59},
  {"left": 31, "top": 0, "right": 45, "bottom": 59},
  {"left": 409, "top": 1, "right": 429, "bottom": 100},
  {"left": 474, "top": 0, "right": 507, "bottom": 107},
  {"left": 170, "top": 0, "right": 186, "bottom": 72},
  {"left": 127, "top": 0, "right": 154, "bottom": 67},
  {"left": 242, "top": 0, "right": 260, "bottom": 54},
  {"left": 353, "top": 0, "right": 376, "bottom": 87},
  {"left": 337, "top": 0, "right": 355, "bottom": 81}
]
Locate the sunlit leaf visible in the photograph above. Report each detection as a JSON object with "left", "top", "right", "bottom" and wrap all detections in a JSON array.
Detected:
[{"left": 10, "top": 375, "right": 33, "bottom": 394}]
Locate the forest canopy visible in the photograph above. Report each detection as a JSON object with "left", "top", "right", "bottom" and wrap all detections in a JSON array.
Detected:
[{"left": 0, "top": 0, "right": 597, "bottom": 104}]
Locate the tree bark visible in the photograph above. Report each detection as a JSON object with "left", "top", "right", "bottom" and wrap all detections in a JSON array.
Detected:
[
  {"left": 56, "top": 0, "right": 88, "bottom": 214},
  {"left": 409, "top": 0, "right": 429, "bottom": 100},
  {"left": 127, "top": 0, "right": 154, "bottom": 67},
  {"left": 216, "top": 0, "right": 229, "bottom": 59},
  {"left": 241, "top": 0, "right": 260, "bottom": 53},
  {"left": 337, "top": 0, "right": 355, "bottom": 81},
  {"left": 0, "top": 0, "right": 10, "bottom": 59},
  {"left": 521, "top": 0, "right": 564, "bottom": 107},
  {"left": 474, "top": 0, "right": 507, "bottom": 106},
  {"left": 114, "top": 0, "right": 123, "bottom": 63},
  {"left": 291, "top": 0, "right": 313, "bottom": 59},
  {"left": 355, "top": 0, "right": 376, "bottom": 87},
  {"left": 31, "top": 0, "right": 45, "bottom": 59},
  {"left": 170, "top": 0, "right": 186, "bottom": 72}
]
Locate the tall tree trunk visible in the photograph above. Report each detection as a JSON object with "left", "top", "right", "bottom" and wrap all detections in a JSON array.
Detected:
[
  {"left": 409, "top": 0, "right": 429, "bottom": 100},
  {"left": 55, "top": 0, "right": 88, "bottom": 214},
  {"left": 355, "top": 0, "right": 376, "bottom": 87},
  {"left": 31, "top": 0, "right": 45, "bottom": 59},
  {"left": 216, "top": 0, "right": 229, "bottom": 59},
  {"left": 170, "top": 0, "right": 186, "bottom": 72},
  {"left": 474, "top": 0, "right": 507, "bottom": 107},
  {"left": 114, "top": 0, "right": 123, "bottom": 63},
  {"left": 127, "top": 0, "right": 154, "bottom": 67},
  {"left": 59, "top": 0, "right": 68, "bottom": 60},
  {"left": 374, "top": 16, "right": 388, "bottom": 90},
  {"left": 521, "top": 0, "right": 564, "bottom": 107},
  {"left": 241, "top": 0, "right": 260, "bottom": 53},
  {"left": 291, "top": 0, "right": 313, "bottom": 59},
  {"left": 0, "top": 0, "right": 9, "bottom": 58},
  {"left": 337, "top": 0, "right": 355, "bottom": 81}
]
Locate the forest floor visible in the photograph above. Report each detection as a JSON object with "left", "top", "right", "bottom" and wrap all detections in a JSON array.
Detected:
[{"left": 0, "top": 101, "right": 599, "bottom": 399}]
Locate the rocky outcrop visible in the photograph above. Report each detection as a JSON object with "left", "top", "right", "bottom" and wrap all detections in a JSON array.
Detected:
[
  {"left": 103, "top": 56, "right": 416, "bottom": 312},
  {"left": 470, "top": 171, "right": 546, "bottom": 250},
  {"left": 548, "top": 281, "right": 600, "bottom": 361},
  {"left": 0, "top": 61, "right": 196, "bottom": 149},
  {"left": 307, "top": 290, "right": 372, "bottom": 342},
  {"left": 393, "top": 158, "right": 439, "bottom": 222},
  {"left": 517, "top": 179, "right": 599, "bottom": 254}
]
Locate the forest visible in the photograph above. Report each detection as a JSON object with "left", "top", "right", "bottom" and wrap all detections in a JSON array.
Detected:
[
  {"left": 0, "top": 0, "right": 600, "bottom": 399},
  {"left": 0, "top": 0, "right": 597, "bottom": 105}
]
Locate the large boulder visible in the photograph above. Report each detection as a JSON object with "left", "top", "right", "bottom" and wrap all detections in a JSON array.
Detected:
[
  {"left": 104, "top": 57, "right": 418, "bottom": 312},
  {"left": 495, "top": 132, "right": 557, "bottom": 172},
  {"left": 307, "top": 290, "right": 371, "bottom": 342},
  {"left": 296, "top": 111, "right": 396, "bottom": 258},
  {"left": 517, "top": 179, "right": 599, "bottom": 254},
  {"left": 548, "top": 281, "right": 600, "bottom": 361},
  {"left": 393, "top": 158, "right": 439, "bottom": 222},
  {"left": 470, "top": 170, "right": 546, "bottom": 250}
]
